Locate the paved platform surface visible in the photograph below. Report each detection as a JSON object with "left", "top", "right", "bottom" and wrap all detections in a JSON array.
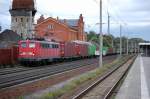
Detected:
[{"left": 115, "top": 55, "right": 150, "bottom": 99}]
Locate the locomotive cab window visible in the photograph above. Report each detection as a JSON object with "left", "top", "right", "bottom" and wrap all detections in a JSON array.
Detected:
[
  {"left": 49, "top": 44, "right": 52, "bottom": 48},
  {"left": 21, "top": 42, "right": 27, "bottom": 48},
  {"left": 55, "top": 44, "right": 59, "bottom": 48},
  {"left": 41, "top": 43, "right": 49, "bottom": 48},
  {"left": 52, "top": 44, "right": 57, "bottom": 48},
  {"left": 40, "top": 43, "right": 58, "bottom": 49},
  {"left": 29, "top": 42, "right": 35, "bottom": 48}
]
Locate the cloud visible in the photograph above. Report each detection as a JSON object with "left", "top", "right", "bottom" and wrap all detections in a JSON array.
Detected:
[
  {"left": 0, "top": 0, "right": 11, "bottom": 30},
  {"left": 0, "top": 0, "right": 150, "bottom": 41},
  {"left": 130, "top": 0, "right": 150, "bottom": 12}
]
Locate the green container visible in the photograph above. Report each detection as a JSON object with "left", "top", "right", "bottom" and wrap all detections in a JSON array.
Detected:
[
  {"left": 88, "top": 44, "right": 96, "bottom": 56},
  {"left": 102, "top": 46, "right": 108, "bottom": 56}
]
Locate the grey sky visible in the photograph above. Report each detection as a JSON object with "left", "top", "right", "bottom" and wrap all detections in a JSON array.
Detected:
[{"left": 0, "top": 0, "right": 150, "bottom": 40}]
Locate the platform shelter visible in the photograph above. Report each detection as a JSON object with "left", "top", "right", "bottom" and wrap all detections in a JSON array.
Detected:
[{"left": 139, "top": 43, "right": 150, "bottom": 56}]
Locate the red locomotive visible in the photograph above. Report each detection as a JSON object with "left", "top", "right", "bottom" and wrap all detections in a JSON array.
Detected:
[{"left": 18, "top": 40, "right": 60, "bottom": 62}]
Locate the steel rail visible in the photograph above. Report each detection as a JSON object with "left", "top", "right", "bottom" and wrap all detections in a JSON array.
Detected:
[
  {"left": 0, "top": 58, "right": 98, "bottom": 75},
  {"left": 103, "top": 56, "right": 136, "bottom": 99},
  {"left": 0, "top": 55, "right": 117, "bottom": 89},
  {"left": 0, "top": 55, "right": 116, "bottom": 76},
  {"left": 0, "top": 59, "right": 98, "bottom": 89},
  {"left": 72, "top": 56, "right": 135, "bottom": 99}
]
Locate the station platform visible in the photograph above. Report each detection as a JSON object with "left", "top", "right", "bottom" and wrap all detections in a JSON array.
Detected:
[{"left": 115, "top": 55, "right": 150, "bottom": 99}]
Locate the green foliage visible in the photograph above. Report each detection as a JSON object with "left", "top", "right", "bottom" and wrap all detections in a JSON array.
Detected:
[
  {"left": 87, "top": 31, "right": 99, "bottom": 43},
  {"left": 18, "top": 96, "right": 24, "bottom": 99},
  {"left": 87, "top": 31, "right": 114, "bottom": 48},
  {"left": 87, "top": 30, "right": 145, "bottom": 53},
  {"left": 103, "top": 35, "right": 114, "bottom": 47}
]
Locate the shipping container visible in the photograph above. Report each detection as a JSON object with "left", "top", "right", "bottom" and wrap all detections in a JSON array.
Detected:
[
  {"left": 107, "top": 47, "right": 114, "bottom": 55},
  {"left": 88, "top": 43, "right": 96, "bottom": 56},
  {"left": 102, "top": 47, "right": 108, "bottom": 56},
  {"left": 102, "top": 46, "right": 113, "bottom": 56},
  {"left": 0, "top": 46, "right": 18, "bottom": 65},
  {"left": 0, "top": 49, "right": 11, "bottom": 65},
  {"left": 60, "top": 42, "right": 77, "bottom": 58},
  {"left": 72, "top": 41, "right": 89, "bottom": 57}
]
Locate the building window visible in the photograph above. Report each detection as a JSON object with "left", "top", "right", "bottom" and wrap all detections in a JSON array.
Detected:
[
  {"left": 26, "top": 18, "right": 33, "bottom": 22},
  {"left": 47, "top": 24, "right": 54, "bottom": 30},
  {"left": 16, "top": 18, "right": 17, "bottom": 22},
  {"left": 21, "top": 33, "right": 23, "bottom": 38},
  {"left": 21, "top": 18, "right": 23, "bottom": 22}
]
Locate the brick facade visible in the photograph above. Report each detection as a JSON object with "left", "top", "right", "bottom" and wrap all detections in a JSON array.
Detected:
[{"left": 35, "top": 14, "right": 87, "bottom": 42}]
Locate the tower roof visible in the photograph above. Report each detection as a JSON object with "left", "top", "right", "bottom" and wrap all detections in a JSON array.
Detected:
[{"left": 12, "top": 0, "right": 35, "bottom": 10}]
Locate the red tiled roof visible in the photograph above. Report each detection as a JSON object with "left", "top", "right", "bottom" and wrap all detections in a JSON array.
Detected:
[{"left": 12, "top": 0, "right": 35, "bottom": 10}]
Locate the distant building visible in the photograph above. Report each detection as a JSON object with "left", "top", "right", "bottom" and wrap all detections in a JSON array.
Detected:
[
  {"left": 9, "top": 0, "right": 37, "bottom": 39},
  {"left": 0, "top": 26, "right": 1, "bottom": 32},
  {"left": 0, "top": 29, "right": 21, "bottom": 48},
  {"left": 35, "top": 14, "right": 87, "bottom": 42}
]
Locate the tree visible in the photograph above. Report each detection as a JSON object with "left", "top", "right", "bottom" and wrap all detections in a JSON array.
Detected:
[{"left": 87, "top": 31, "right": 99, "bottom": 43}]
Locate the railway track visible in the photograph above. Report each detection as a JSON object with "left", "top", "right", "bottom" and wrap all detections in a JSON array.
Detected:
[
  {"left": 0, "top": 58, "right": 97, "bottom": 76},
  {"left": 72, "top": 56, "right": 136, "bottom": 99},
  {"left": 0, "top": 55, "right": 117, "bottom": 90},
  {"left": 0, "top": 67, "right": 34, "bottom": 75},
  {"left": 0, "top": 55, "right": 116, "bottom": 76}
]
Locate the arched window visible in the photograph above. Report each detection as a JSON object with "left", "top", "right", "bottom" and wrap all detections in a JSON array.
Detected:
[
  {"left": 21, "top": 18, "right": 23, "bottom": 22},
  {"left": 16, "top": 18, "right": 17, "bottom": 22},
  {"left": 27, "top": 18, "right": 29, "bottom": 22}
]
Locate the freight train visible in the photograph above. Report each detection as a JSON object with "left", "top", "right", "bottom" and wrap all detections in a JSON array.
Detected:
[
  {"left": 18, "top": 40, "right": 114, "bottom": 63},
  {"left": 18, "top": 40, "right": 96, "bottom": 63}
]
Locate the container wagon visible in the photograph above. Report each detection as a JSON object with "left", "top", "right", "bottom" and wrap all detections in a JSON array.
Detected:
[
  {"left": 72, "top": 41, "right": 89, "bottom": 57},
  {"left": 60, "top": 42, "right": 77, "bottom": 58},
  {"left": 87, "top": 42, "right": 96, "bottom": 57}
]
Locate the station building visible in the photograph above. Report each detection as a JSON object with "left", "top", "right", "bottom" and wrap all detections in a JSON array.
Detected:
[
  {"left": 35, "top": 14, "right": 87, "bottom": 42},
  {"left": 139, "top": 43, "right": 150, "bottom": 56},
  {"left": 9, "top": 0, "right": 87, "bottom": 42}
]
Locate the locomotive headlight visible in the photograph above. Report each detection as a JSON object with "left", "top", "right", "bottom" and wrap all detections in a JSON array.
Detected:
[
  {"left": 20, "top": 52, "right": 26, "bottom": 55},
  {"left": 28, "top": 52, "right": 35, "bottom": 56},
  {"left": 20, "top": 52, "right": 35, "bottom": 56}
]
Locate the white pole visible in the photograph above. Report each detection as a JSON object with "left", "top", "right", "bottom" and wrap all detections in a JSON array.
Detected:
[
  {"left": 135, "top": 42, "right": 136, "bottom": 53},
  {"left": 120, "top": 25, "right": 122, "bottom": 56},
  {"left": 146, "top": 45, "right": 147, "bottom": 56},
  {"left": 107, "top": 12, "right": 114, "bottom": 48},
  {"left": 127, "top": 37, "right": 128, "bottom": 55},
  {"left": 99, "top": 0, "right": 103, "bottom": 67},
  {"left": 132, "top": 41, "right": 134, "bottom": 53},
  {"left": 107, "top": 12, "right": 110, "bottom": 35}
]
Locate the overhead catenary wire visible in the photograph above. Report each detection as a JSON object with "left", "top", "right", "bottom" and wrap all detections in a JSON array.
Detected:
[{"left": 108, "top": 0, "right": 127, "bottom": 26}]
